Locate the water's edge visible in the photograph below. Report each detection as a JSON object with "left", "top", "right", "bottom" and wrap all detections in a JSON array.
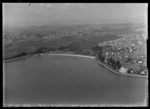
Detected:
[
  {"left": 94, "top": 59, "right": 148, "bottom": 79},
  {"left": 3, "top": 53, "right": 148, "bottom": 78},
  {"left": 3, "top": 53, "right": 94, "bottom": 62}
]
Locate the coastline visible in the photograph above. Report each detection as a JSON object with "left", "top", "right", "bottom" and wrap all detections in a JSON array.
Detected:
[
  {"left": 47, "top": 53, "right": 95, "bottom": 58},
  {"left": 3, "top": 55, "right": 30, "bottom": 63},
  {"left": 3, "top": 53, "right": 148, "bottom": 78},
  {"left": 94, "top": 58, "right": 148, "bottom": 79},
  {"left": 3, "top": 53, "right": 95, "bottom": 62}
]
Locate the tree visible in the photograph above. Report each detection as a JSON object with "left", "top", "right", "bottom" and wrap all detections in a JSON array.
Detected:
[
  {"left": 101, "top": 56, "right": 105, "bottom": 62},
  {"left": 92, "top": 46, "right": 103, "bottom": 52},
  {"left": 28, "top": 46, "right": 37, "bottom": 53},
  {"left": 97, "top": 50, "right": 103, "bottom": 60},
  {"left": 49, "top": 46, "right": 58, "bottom": 51},
  {"left": 13, "top": 52, "right": 27, "bottom": 58},
  {"left": 116, "top": 61, "right": 121, "bottom": 69},
  {"left": 108, "top": 58, "right": 113, "bottom": 66},
  {"left": 112, "top": 60, "right": 116, "bottom": 69},
  {"left": 97, "top": 54, "right": 101, "bottom": 60}
]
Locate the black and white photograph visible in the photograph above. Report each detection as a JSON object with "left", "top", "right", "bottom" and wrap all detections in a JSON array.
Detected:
[{"left": 3, "top": 3, "right": 148, "bottom": 107}]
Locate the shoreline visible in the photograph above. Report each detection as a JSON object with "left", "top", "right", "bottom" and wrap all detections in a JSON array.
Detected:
[
  {"left": 3, "top": 55, "right": 30, "bottom": 63},
  {"left": 94, "top": 58, "right": 148, "bottom": 79},
  {"left": 3, "top": 53, "right": 95, "bottom": 62},
  {"left": 3, "top": 53, "right": 148, "bottom": 78},
  {"left": 47, "top": 53, "right": 95, "bottom": 58}
]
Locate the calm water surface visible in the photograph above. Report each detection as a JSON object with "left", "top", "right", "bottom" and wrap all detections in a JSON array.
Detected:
[{"left": 4, "top": 55, "right": 148, "bottom": 106}]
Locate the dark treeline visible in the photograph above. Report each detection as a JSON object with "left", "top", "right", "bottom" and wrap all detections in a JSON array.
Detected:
[
  {"left": 97, "top": 50, "right": 121, "bottom": 70},
  {"left": 107, "top": 58, "right": 121, "bottom": 69},
  {"left": 91, "top": 45, "right": 103, "bottom": 56},
  {"left": 5, "top": 52, "right": 28, "bottom": 60},
  {"left": 4, "top": 43, "right": 86, "bottom": 60}
]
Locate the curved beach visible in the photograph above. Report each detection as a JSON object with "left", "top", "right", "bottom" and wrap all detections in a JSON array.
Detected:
[
  {"left": 39, "top": 54, "right": 148, "bottom": 78},
  {"left": 3, "top": 53, "right": 147, "bottom": 78},
  {"left": 47, "top": 53, "right": 95, "bottom": 58},
  {"left": 3, "top": 53, "right": 95, "bottom": 63},
  {"left": 4, "top": 54, "right": 147, "bottom": 106}
]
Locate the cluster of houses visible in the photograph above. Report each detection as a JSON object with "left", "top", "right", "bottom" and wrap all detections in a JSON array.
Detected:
[
  {"left": 118, "top": 66, "right": 147, "bottom": 75},
  {"left": 90, "top": 34, "right": 147, "bottom": 76},
  {"left": 103, "top": 47, "right": 147, "bottom": 76}
]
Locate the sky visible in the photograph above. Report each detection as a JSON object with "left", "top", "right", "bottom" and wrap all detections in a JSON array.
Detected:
[{"left": 3, "top": 3, "right": 148, "bottom": 26}]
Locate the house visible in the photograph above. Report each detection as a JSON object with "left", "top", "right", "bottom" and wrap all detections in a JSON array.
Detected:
[
  {"left": 129, "top": 47, "right": 133, "bottom": 52},
  {"left": 127, "top": 68, "right": 133, "bottom": 74},
  {"left": 140, "top": 71, "right": 146, "bottom": 75},
  {"left": 118, "top": 47, "right": 121, "bottom": 51},
  {"left": 127, "top": 68, "right": 138, "bottom": 74},
  {"left": 138, "top": 42, "right": 142, "bottom": 45},
  {"left": 138, "top": 60, "right": 143, "bottom": 64},
  {"left": 119, "top": 67, "right": 128, "bottom": 73},
  {"left": 140, "top": 70, "right": 147, "bottom": 75},
  {"left": 105, "top": 52, "right": 109, "bottom": 55},
  {"left": 125, "top": 55, "right": 128, "bottom": 58},
  {"left": 131, "top": 43, "right": 135, "bottom": 46}
]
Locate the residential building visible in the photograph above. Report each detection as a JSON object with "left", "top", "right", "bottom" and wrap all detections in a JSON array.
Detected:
[{"left": 119, "top": 67, "right": 128, "bottom": 73}]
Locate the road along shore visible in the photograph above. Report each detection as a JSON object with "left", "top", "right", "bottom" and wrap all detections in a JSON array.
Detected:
[{"left": 94, "top": 58, "right": 148, "bottom": 79}]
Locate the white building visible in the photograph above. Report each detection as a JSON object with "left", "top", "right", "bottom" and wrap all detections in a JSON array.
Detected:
[
  {"left": 140, "top": 71, "right": 145, "bottom": 75},
  {"left": 105, "top": 52, "right": 109, "bottom": 55},
  {"left": 119, "top": 67, "right": 128, "bottom": 73},
  {"left": 138, "top": 60, "right": 143, "bottom": 64},
  {"left": 140, "top": 70, "right": 147, "bottom": 75}
]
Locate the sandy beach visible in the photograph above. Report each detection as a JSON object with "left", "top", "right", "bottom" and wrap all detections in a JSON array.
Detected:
[
  {"left": 3, "top": 53, "right": 147, "bottom": 78},
  {"left": 48, "top": 53, "right": 95, "bottom": 58},
  {"left": 3, "top": 53, "right": 95, "bottom": 62}
]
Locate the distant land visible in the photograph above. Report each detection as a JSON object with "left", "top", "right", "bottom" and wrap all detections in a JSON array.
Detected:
[{"left": 3, "top": 23, "right": 147, "bottom": 77}]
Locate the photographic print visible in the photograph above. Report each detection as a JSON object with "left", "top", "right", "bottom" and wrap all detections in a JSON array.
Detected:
[{"left": 3, "top": 3, "right": 148, "bottom": 107}]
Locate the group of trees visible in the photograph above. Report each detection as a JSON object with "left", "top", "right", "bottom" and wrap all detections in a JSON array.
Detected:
[
  {"left": 58, "top": 42, "right": 81, "bottom": 52},
  {"left": 34, "top": 47, "right": 50, "bottom": 54},
  {"left": 98, "top": 54, "right": 105, "bottom": 62},
  {"left": 28, "top": 43, "right": 81, "bottom": 55},
  {"left": 107, "top": 58, "right": 121, "bottom": 69},
  {"left": 27, "top": 46, "right": 56, "bottom": 55},
  {"left": 97, "top": 51, "right": 122, "bottom": 70},
  {"left": 97, "top": 51, "right": 105, "bottom": 62},
  {"left": 12, "top": 52, "right": 27, "bottom": 59},
  {"left": 10, "top": 43, "right": 82, "bottom": 59},
  {"left": 91, "top": 46, "right": 103, "bottom": 52}
]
